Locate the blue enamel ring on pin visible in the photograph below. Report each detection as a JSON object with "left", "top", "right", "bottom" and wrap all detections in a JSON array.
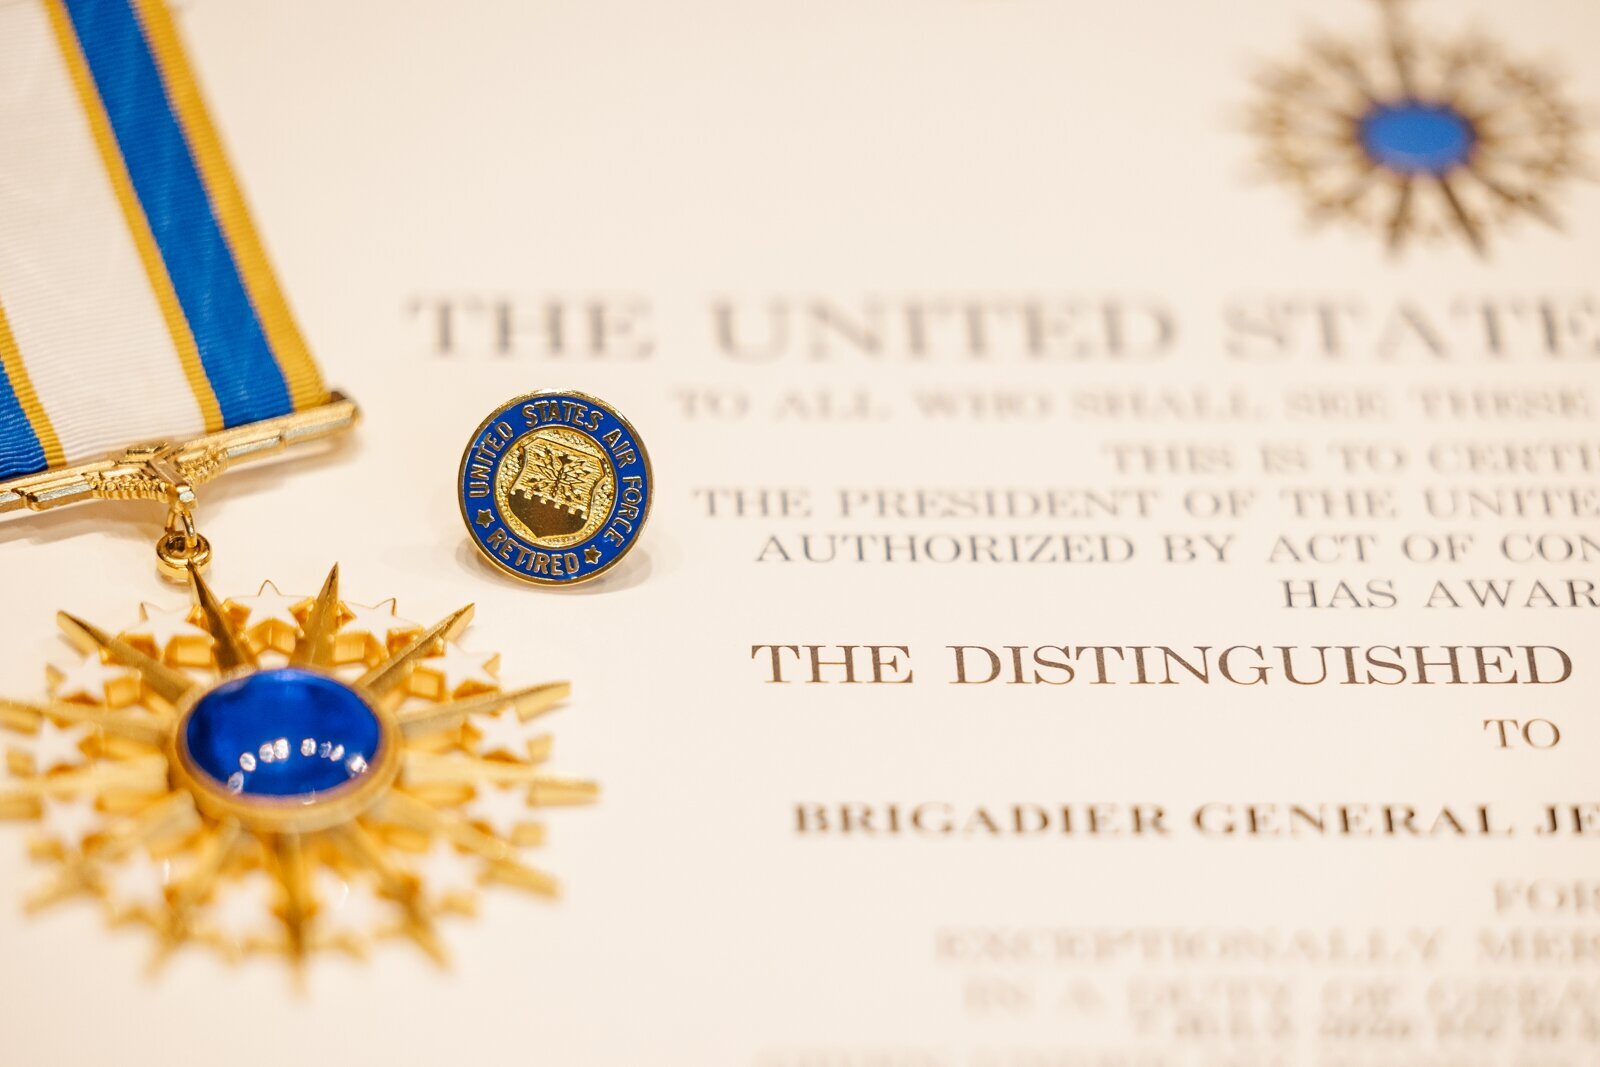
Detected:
[{"left": 458, "top": 391, "right": 653, "bottom": 585}]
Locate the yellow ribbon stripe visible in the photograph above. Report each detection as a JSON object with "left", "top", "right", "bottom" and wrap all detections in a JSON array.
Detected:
[{"left": 132, "top": 0, "right": 328, "bottom": 412}]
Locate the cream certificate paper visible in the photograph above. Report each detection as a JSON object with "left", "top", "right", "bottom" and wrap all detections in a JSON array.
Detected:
[{"left": 2, "top": 0, "right": 1598, "bottom": 1063}]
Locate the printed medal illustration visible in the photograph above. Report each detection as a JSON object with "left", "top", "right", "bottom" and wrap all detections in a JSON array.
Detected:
[
  {"left": 460, "top": 391, "right": 654, "bottom": 585},
  {"left": 1247, "top": 0, "right": 1587, "bottom": 255}
]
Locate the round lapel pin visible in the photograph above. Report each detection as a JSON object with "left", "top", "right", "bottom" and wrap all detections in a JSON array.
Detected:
[{"left": 458, "top": 391, "right": 654, "bottom": 585}]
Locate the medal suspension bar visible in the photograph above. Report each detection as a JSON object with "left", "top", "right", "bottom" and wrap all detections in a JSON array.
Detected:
[{"left": 0, "top": 393, "right": 358, "bottom": 579}]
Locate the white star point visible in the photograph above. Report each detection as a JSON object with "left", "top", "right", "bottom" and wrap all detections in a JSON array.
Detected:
[
  {"left": 48, "top": 652, "right": 134, "bottom": 704},
  {"left": 123, "top": 602, "right": 208, "bottom": 650},
  {"left": 312, "top": 869, "right": 387, "bottom": 937},
  {"left": 341, "top": 599, "right": 419, "bottom": 643},
  {"left": 417, "top": 840, "right": 483, "bottom": 903},
  {"left": 471, "top": 707, "right": 532, "bottom": 758},
  {"left": 465, "top": 784, "right": 535, "bottom": 839},
  {"left": 101, "top": 854, "right": 173, "bottom": 913},
  {"left": 38, "top": 796, "right": 101, "bottom": 849},
  {"left": 204, "top": 870, "right": 280, "bottom": 947},
  {"left": 424, "top": 643, "right": 499, "bottom": 696},
  {"left": 231, "top": 581, "right": 306, "bottom": 631},
  {"left": 27, "top": 717, "right": 89, "bottom": 771}
]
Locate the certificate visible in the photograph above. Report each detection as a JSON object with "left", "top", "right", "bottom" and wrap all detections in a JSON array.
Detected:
[{"left": 0, "top": 0, "right": 1595, "bottom": 1063}]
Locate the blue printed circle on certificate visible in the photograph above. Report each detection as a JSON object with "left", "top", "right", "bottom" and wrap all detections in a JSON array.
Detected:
[
  {"left": 1358, "top": 100, "right": 1476, "bottom": 176},
  {"left": 458, "top": 391, "right": 654, "bottom": 585}
]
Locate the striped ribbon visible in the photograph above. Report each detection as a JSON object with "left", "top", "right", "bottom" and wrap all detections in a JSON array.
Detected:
[{"left": 0, "top": 0, "right": 327, "bottom": 482}]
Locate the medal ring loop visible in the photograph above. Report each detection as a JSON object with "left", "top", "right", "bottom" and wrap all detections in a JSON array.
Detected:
[{"left": 156, "top": 503, "right": 212, "bottom": 581}]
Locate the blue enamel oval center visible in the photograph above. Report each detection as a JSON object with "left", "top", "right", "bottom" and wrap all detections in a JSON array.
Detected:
[
  {"left": 1359, "top": 101, "right": 1475, "bottom": 175},
  {"left": 184, "top": 668, "right": 381, "bottom": 799}
]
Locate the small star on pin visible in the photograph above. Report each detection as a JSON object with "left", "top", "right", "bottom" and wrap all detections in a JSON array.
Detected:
[
  {"left": 476, "top": 509, "right": 493, "bottom": 528},
  {"left": 583, "top": 547, "right": 602, "bottom": 565}
]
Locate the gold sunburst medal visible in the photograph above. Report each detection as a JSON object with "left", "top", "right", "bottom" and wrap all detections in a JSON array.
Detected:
[{"left": 0, "top": 561, "right": 597, "bottom": 966}]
